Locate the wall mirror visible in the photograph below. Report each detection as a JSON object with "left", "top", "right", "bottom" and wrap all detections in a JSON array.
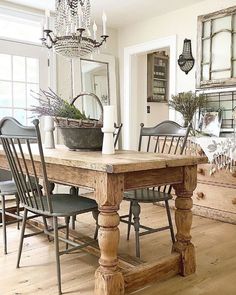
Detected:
[
  {"left": 71, "top": 53, "right": 118, "bottom": 122},
  {"left": 80, "top": 58, "right": 110, "bottom": 120}
]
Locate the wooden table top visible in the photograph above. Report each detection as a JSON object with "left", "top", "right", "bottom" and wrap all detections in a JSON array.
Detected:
[{"left": 0, "top": 145, "right": 207, "bottom": 174}]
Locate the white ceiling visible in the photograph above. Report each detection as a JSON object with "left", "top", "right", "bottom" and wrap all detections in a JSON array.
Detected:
[{"left": 5, "top": 0, "right": 205, "bottom": 28}]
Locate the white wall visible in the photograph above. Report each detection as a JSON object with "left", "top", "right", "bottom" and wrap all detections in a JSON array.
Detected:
[{"left": 118, "top": 0, "right": 236, "bottom": 133}]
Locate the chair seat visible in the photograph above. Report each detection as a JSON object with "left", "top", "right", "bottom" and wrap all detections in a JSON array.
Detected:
[
  {"left": 27, "top": 194, "right": 98, "bottom": 217},
  {"left": 0, "top": 180, "right": 43, "bottom": 196},
  {"left": 0, "top": 180, "right": 17, "bottom": 195},
  {"left": 124, "top": 189, "right": 173, "bottom": 203}
]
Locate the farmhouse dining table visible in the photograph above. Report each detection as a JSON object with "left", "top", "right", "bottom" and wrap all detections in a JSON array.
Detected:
[{"left": 0, "top": 145, "right": 206, "bottom": 295}]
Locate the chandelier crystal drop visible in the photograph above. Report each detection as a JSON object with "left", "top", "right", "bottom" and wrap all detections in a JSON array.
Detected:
[{"left": 41, "top": 0, "right": 108, "bottom": 58}]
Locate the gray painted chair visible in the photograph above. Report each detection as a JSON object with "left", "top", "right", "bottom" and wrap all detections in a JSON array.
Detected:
[
  {"left": 0, "top": 169, "right": 21, "bottom": 254},
  {"left": 120, "top": 120, "right": 191, "bottom": 258},
  {"left": 0, "top": 117, "right": 98, "bottom": 295}
]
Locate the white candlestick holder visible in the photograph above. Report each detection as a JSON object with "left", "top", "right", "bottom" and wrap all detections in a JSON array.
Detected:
[
  {"left": 102, "top": 127, "right": 115, "bottom": 155},
  {"left": 44, "top": 116, "right": 55, "bottom": 149}
]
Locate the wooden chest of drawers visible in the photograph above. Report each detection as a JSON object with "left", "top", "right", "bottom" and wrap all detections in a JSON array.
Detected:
[
  {"left": 165, "top": 163, "right": 236, "bottom": 224},
  {"left": 192, "top": 164, "right": 236, "bottom": 224}
]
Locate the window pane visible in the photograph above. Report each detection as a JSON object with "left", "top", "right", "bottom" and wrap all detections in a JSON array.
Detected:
[
  {"left": 13, "top": 56, "right": 25, "bottom": 82},
  {"left": 212, "top": 32, "right": 231, "bottom": 71},
  {"left": 211, "top": 70, "right": 231, "bottom": 79},
  {"left": 234, "top": 14, "right": 236, "bottom": 30},
  {"left": 202, "top": 64, "right": 209, "bottom": 81},
  {"left": 233, "top": 61, "right": 236, "bottom": 77},
  {"left": 202, "top": 39, "right": 210, "bottom": 63},
  {"left": 27, "top": 58, "right": 39, "bottom": 83},
  {"left": 0, "top": 54, "right": 11, "bottom": 80},
  {"left": 0, "top": 12, "right": 41, "bottom": 44},
  {"left": 0, "top": 81, "right": 12, "bottom": 107},
  {"left": 13, "top": 82, "right": 26, "bottom": 108},
  {"left": 26, "top": 111, "right": 37, "bottom": 126},
  {"left": 0, "top": 108, "right": 12, "bottom": 119},
  {"left": 233, "top": 34, "right": 236, "bottom": 60},
  {"left": 207, "top": 101, "right": 220, "bottom": 110},
  {"left": 224, "top": 110, "right": 233, "bottom": 120},
  {"left": 220, "top": 93, "right": 233, "bottom": 101},
  {"left": 218, "top": 100, "right": 232, "bottom": 110},
  {"left": 212, "top": 15, "right": 231, "bottom": 33},
  {"left": 203, "top": 21, "right": 211, "bottom": 38},
  {"left": 13, "top": 109, "right": 26, "bottom": 125},
  {"left": 27, "top": 83, "right": 39, "bottom": 107}
]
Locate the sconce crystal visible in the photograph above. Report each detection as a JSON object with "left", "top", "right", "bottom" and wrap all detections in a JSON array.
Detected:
[{"left": 178, "top": 39, "right": 195, "bottom": 75}]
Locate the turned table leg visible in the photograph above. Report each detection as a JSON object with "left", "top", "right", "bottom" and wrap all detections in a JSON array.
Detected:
[
  {"left": 172, "top": 165, "right": 197, "bottom": 276},
  {"left": 95, "top": 206, "right": 124, "bottom": 295},
  {"left": 94, "top": 173, "right": 125, "bottom": 295}
]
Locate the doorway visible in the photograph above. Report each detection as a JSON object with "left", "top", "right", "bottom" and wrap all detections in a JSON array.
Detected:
[{"left": 123, "top": 35, "right": 177, "bottom": 149}]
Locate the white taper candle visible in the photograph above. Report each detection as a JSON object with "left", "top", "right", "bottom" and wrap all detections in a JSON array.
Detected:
[
  {"left": 45, "top": 9, "right": 50, "bottom": 30},
  {"left": 103, "top": 105, "right": 114, "bottom": 130},
  {"left": 93, "top": 21, "right": 97, "bottom": 40},
  {"left": 102, "top": 11, "right": 107, "bottom": 35}
]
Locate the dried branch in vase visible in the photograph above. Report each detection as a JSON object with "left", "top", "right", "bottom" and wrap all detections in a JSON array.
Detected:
[{"left": 169, "top": 91, "right": 207, "bottom": 127}]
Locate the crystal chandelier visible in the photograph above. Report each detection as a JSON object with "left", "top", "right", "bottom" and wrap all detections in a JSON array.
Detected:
[{"left": 41, "top": 0, "right": 108, "bottom": 58}]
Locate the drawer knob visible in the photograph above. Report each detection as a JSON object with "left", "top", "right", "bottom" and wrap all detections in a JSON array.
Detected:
[
  {"left": 196, "top": 192, "right": 205, "bottom": 200},
  {"left": 197, "top": 168, "right": 205, "bottom": 176}
]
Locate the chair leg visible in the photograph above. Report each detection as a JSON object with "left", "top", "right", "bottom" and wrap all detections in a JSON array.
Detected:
[
  {"left": 165, "top": 200, "right": 175, "bottom": 244},
  {"left": 127, "top": 201, "right": 133, "bottom": 241},
  {"left": 16, "top": 208, "right": 28, "bottom": 268},
  {"left": 42, "top": 216, "right": 52, "bottom": 242},
  {"left": 53, "top": 216, "right": 62, "bottom": 295},
  {"left": 132, "top": 201, "right": 141, "bottom": 258},
  {"left": 71, "top": 215, "right": 76, "bottom": 230},
  {"left": 1, "top": 195, "right": 7, "bottom": 254},
  {"left": 92, "top": 209, "right": 99, "bottom": 240},
  {"left": 15, "top": 194, "right": 20, "bottom": 230},
  {"left": 70, "top": 186, "right": 78, "bottom": 230},
  {"left": 65, "top": 216, "right": 70, "bottom": 250}
]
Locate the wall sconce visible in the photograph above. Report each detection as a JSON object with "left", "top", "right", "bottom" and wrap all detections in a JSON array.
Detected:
[{"left": 178, "top": 39, "right": 195, "bottom": 74}]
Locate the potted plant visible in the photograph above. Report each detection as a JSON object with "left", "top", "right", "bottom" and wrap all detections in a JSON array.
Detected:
[
  {"left": 30, "top": 89, "right": 104, "bottom": 150},
  {"left": 169, "top": 91, "right": 207, "bottom": 127}
]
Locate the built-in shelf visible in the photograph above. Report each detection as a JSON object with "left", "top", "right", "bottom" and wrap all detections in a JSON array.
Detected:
[{"left": 147, "top": 51, "right": 169, "bottom": 103}]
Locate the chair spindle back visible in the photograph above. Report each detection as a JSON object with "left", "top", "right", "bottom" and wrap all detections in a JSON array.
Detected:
[
  {"left": 138, "top": 120, "right": 191, "bottom": 193},
  {"left": 0, "top": 117, "right": 52, "bottom": 214}
]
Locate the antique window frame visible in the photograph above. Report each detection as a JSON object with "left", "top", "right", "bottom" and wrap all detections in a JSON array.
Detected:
[{"left": 196, "top": 6, "right": 236, "bottom": 89}]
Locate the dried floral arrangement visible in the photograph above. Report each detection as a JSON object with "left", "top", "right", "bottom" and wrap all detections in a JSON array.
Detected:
[
  {"left": 169, "top": 91, "right": 207, "bottom": 127},
  {"left": 30, "top": 89, "right": 102, "bottom": 128},
  {"left": 30, "top": 89, "right": 87, "bottom": 120}
]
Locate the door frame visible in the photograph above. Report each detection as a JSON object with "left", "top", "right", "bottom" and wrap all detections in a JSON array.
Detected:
[{"left": 123, "top": 35, "right": 177, "bottom": 149}]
